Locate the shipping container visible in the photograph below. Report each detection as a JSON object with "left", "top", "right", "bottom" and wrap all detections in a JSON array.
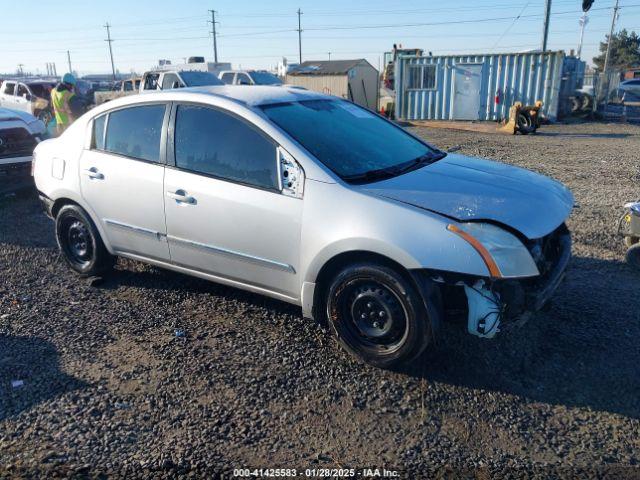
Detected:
[{"left": 395, "top": 51, "right": 585, "bottom": 122}]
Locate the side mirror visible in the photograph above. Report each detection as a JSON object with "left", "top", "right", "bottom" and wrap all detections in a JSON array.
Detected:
[{"left": 279, "top": 147, "right": 304, "bottom": 199}]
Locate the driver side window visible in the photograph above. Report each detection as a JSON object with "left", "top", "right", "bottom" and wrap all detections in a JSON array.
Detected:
[
  {"left": 174, "top": 104, "right": 278, "bottom": 190},
  {"left": 17, "top": 84, "right": 29, "bottom": 97}
]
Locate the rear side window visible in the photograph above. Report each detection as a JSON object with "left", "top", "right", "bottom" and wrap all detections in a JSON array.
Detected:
[
  {"left": 174, "top": 105, "right": 277, "bottom": 190},
  {"left": 143, "top": 74, "right": 159, "bottom": 91},
  {"left": 105, "top": 105, "right": 166, "bottom": 162},
  {"left": 220, "top": 72, "right": 234, "bottom": 84},
  {"left": 92, "top": 114, "right": 107, "bottom": 150},
  {"left": 2, "top": 82, "right": 16, "bottom": 95}
]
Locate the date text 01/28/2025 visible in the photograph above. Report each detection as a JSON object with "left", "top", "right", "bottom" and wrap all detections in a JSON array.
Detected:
[{"left": 232, "top": 468, "right": 401, "bottom": 477}]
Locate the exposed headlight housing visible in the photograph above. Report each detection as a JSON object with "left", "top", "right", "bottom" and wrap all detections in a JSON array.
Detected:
[{"left": 447, "top": 222, "right": 539, "bottom": 279}]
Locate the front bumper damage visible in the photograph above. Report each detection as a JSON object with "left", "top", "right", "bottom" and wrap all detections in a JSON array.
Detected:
[{"left": 418, "top": 224, "right": 572, "bottom": 338}]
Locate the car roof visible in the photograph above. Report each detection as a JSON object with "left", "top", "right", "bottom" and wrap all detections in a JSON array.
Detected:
[{"left": 117, "top": 85, "right": 329, "bottom": 108}]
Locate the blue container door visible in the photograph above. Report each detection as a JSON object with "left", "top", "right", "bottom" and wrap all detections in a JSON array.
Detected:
[{"left": 453, "top": 64, "right": 483, "bottom": 120}]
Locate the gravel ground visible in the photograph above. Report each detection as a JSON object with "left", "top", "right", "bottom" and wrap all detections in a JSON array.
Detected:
[{"left": 1, "top": 121, "right": 639, "bottom": 478}]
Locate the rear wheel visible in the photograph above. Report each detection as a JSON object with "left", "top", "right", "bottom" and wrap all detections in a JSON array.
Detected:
[
  {"left": 56, "top": 204, "right": 114, "bottom": 276},
  {"left": 323, "top": 263, "right": 437, "bottom": 368}
]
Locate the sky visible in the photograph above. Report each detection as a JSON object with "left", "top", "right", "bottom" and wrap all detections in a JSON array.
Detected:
[{"left": 2, "top": 0, "right": 640, "bottom": 76}]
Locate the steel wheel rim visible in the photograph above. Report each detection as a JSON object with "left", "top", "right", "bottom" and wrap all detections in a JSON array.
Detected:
[
  {"left": 333, "top": 278, "right": 409, "bottom": 352},
  {"left": 62, "top": 218, "right": 93, "bottom": 266}
]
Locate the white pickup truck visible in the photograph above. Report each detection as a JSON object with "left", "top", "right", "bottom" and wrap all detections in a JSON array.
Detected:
[
  {"left": 139, "top": 70, "right": 223, "bottom": 92},
  {"left": 0, "top": 80, "right": 56, "bottom": 125},
  {"left": 94, "top": 78, "right": 141, "bottom": 106}
]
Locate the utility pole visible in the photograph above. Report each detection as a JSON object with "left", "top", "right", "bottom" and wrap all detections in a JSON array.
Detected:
[
  {"left": 297, "top": 8, "right": 303, "bottom": 64},
  {"left": 17, "top": 64, "right": 24, "bottom": 76},
  {"left": 104, "top": 23, "right": 117, "bottom": 81},
  {"left": 602, "top": 0, "right": 620, "bottom": 108},
  {"left": 67, "top": 50, "right": 72, "bottom": 73},
  {"left": 577, "top": 13, "right": 588, "bottom": 59},
  {"left": 541, "top": 0, "right": 552, "bottom": 52},
  {"left": 209, "top": 9, "right": 219, "bottom": 63},
  {"left": 328, "top": 52, "right": 331, "bottom": 60}
]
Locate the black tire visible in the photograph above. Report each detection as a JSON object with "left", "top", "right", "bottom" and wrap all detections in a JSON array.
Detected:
[
  {"left": 570, "top": 95, "right": 582, "bottom": 113},
  {"left": 37, "top": 109, "right": 52, "bottom": 126},
  {"left": 323, "top": 262, "right": 438, "bottom": 368},
  {"left": 517, "top": 112, "right": 535, "bottom": 135},
  {"left": 626, "top": 243, "right": 640, "bottom": 268},
  {"left": 55, "top": 204, "right": 114, "bottom": 276}
]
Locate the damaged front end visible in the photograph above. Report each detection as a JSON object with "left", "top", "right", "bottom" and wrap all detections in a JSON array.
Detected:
[{"left": 418, "top": 223, "right": 572, "bottom": 338}]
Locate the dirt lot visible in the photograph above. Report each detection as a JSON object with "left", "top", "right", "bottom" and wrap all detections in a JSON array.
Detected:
[{"left": 1, "top": 122, "right": 639, "bottom": 478}]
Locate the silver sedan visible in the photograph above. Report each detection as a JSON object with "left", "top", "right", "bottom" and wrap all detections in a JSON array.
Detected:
[{"left": 33, "top": 86, "right": 573, "bottom": 367}]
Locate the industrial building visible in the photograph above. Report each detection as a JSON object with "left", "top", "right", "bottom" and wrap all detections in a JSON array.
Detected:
[
  {"left": 286, "top": 59, "right": 379, "bottom": 110},
  {"left": 394, "top": 51, "right": 585, "bottom": 122}
]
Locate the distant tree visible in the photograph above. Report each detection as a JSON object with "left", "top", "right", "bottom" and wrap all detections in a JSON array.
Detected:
[{"left": 593, "top": 29, "right": 640, "bottom": 71}]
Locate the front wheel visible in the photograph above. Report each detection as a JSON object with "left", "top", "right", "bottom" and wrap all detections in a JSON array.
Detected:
[
  {"left": 55, "top": 204, "right": 114, "bottom": 276},
  {"left": 324, "top": 263, "right": 437, "bottom": 368},
  {"left": 626, "top": 243, "right": 640, "bottom": 268}
]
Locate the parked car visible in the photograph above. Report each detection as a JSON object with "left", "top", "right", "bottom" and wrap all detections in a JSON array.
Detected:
[
  {"left": 619, "top": 78, "right": 640, "bottom": 96},
  {"left": 218, "top": 70, "right": 283, "bottom": 86},
  {"left": 33, "top": 86, "right": 573, "bottom": 367},
  {"left": 604, "top": 87, "right": 640, "bottom": 123},
  {"left": 0, "top": 108, "right": 46, "bottom": 193},
  {"left": 0, "top": 80, "right": 56, "bottom": 125},
  {"left": 94, "top": 78, "right": 141, "bottom": 106},
  {"left": 139, "top": 70, "right": 222, "bottom": 92}
]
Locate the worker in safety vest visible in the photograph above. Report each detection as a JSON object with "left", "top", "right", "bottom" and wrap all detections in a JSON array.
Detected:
[{"left": 50, "top": 73, "right": 84, "bottom": 135}]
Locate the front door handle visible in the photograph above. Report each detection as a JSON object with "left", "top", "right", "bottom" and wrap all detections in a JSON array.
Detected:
[
  {"left": 83, "top": 167, "right": 104, "bottom": 180},
  {"left": 167, "top": 189, "right": 196, "bottom": 204}
]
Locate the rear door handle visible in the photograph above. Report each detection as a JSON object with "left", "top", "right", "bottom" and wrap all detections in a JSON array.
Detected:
[
  {"left": 167, "top": 189, "right": 196, "bottom": 204},
  {"left": 83, "top": 167, "right": 104, "bottom": 180}
]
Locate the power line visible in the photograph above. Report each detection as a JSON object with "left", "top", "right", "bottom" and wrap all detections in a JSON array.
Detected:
[{"left": 492, "top": 1, "right": 531, "bottom": 50}]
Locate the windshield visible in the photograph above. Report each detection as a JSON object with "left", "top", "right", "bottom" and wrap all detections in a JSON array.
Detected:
[
  {"left": 180, "top": 71, "right": 223, "bottom": 86},
  {"left": 27, "top": 83, "right": 54, "bottom": 99},
  {"left": 261, "top": 99, "right": 442, "bottom": 182},
  {"left": 250, "top": 72, "right": 282, "bottom": 85}
]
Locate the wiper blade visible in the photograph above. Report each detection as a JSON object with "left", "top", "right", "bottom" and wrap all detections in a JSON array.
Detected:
[
  {"left": 343, "top": 151, "right": 447, "bottom": 184},
  {"left": 342, "top": 168, "right": 398, "bottom": 184},
  {"left": 393, "top": 151, "right": 447, "bottom": 175}
]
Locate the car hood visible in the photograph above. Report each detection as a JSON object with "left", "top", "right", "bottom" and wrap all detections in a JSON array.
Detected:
[
  {"left": 0, "top": 107, "right": 36, "bottom": 124},
  {"left": 358, "top": 154, "right": 574, "bottom": 239},
  {"left": 0, "top": 108, "right": 45, "bottom": 136}
]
